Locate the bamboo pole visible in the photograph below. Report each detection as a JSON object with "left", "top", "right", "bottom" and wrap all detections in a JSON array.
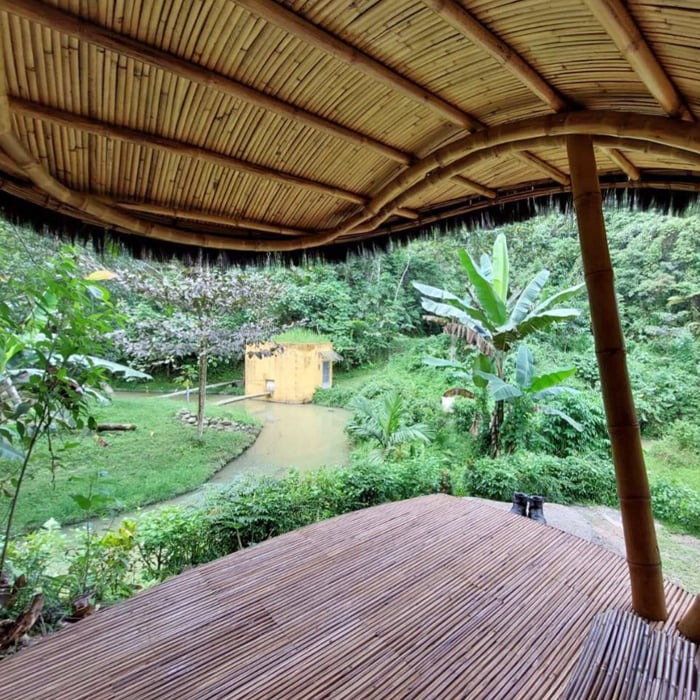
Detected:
[
  {"left": 566, "top": 133, "right": 666, "bottom": 621},
  {"left": 215, "top": 392, "right": 270, "bottom": 406},
  {"left": 3, "top": 0, "right": 410, "bottom": 165},
  {"left": 515, "top": 150, "right": 570, "bottom": 185},
  {"left": 9, "top": 97, "right": 368, "bottom": 205},
  {"left": 582, "top": 0, "right": 694, "bottom": 121},
  {"left": 234, "top": 0, "right": 482, "bottom": 131},
  {"left": 677, "top": 595, "right": 700, "bottom": 642},
  {"left": 422, "top": 0, "right": 569, "bottom": 112}
]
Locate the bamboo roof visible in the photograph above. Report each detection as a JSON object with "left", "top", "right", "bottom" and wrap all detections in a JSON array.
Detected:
[
  {"left": 1, "top": 495, "right": 694, "bottom": 698},
  {"left": 1, "top": 1, "right": 700, "bottom": 252}
]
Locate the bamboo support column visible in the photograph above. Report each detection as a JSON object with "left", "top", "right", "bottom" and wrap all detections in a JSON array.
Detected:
[
  {"left": 677, "top": 595, "right": 700, "bottom": 642},
  {"left": 566, "top": 134, "right": 667, "bottom": 621}
]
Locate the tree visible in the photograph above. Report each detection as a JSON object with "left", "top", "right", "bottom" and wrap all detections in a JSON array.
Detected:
[
  {"left": 0, "top": 250, "right": 145, "bottom": 643},
  {"left": 346, "top": 392, "right": 433, "bottom": 458},
  {"left": 414, "top": 233, "right": 584, "bottom": 455},
  {"left": 116, "top": 265, "right": 282, "bottom": 438}
]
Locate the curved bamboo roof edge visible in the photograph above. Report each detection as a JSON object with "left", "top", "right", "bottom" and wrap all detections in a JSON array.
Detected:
[{"left": 1, "top": 0, "right": 700, "bottom": 252}]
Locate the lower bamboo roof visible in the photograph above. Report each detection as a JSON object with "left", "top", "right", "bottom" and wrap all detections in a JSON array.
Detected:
[
  {"left": 2, "top": 1, "right": 700, "bottom": 253},
  {"left": 2, "top": 495, "right": 694, "bottom": 699}
]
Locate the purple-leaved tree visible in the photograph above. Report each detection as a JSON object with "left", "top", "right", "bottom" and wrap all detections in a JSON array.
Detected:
[{"left": 115, "top": 264, "right": 283, "bottom": 438}]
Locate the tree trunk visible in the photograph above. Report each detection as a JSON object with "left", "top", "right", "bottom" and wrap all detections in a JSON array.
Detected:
[
  {"left": 197, "top": 348, "right": 207, "bottom": 440},
  {"left": 489, "top": 399, "right": 504, "bottom": 457}
]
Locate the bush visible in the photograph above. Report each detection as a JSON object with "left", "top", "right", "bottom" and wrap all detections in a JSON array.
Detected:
[
  {"left": 137, "top": 506, "right": 215, "bottom": 581},
  {"left": 651, "top": 480, "right": 700, "bottom": 535},
  {"left": 666, "top": 420, "right": 700, "bottom": 453},
  {"left": 3, "top": 518, "right": 141, "bottom": 630},
  {"left": 464, "top": 452, "right": 617, "bottom": 505},
  {"left": 534, "top": 392, "right": 609, "bottom": 456}
]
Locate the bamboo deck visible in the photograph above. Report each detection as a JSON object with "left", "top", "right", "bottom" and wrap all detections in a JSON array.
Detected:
[{"left": 1, "top": 495, "right": 695, "bottom": 699}]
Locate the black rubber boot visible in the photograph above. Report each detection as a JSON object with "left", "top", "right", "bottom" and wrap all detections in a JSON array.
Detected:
[
  {"left": 528, "top": 495, "right": 547, "bottom": 524},
  {"left": 510, "top": 491, "right": 528, "bottom": 517}
]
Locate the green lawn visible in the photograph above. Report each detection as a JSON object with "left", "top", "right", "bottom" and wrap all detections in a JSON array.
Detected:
[
  {"left": 645, "top": 439, "right": 700, "bottom": 491},
  {"left": 1, "top": 396, "right": 260, "bottom": 533}
]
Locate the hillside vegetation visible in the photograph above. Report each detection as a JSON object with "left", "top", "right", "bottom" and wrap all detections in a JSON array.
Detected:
[{"left": 1, "top": 203, "right": 698, "bottom": 633}]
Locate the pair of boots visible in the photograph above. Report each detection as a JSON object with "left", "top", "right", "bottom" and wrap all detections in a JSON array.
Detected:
[{"left": 510, "top": 492, "right": 546, "bottom": 524}]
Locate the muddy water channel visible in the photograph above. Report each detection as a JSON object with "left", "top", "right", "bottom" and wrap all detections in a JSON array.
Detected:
[
  {"left": 89, "top": 395, "right": 351, "bottom": 528},
  {"left": 208, "top": 396, "right": 351, "bottom": 482}
]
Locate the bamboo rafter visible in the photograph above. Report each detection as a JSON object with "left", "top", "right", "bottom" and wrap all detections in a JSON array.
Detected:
[
  {"left": 235, "top": 0, "right": 570, "bottom": 188},
  {"left": 582, "top": 0, "right": 694, "bottom": 122},
  {"left": 8, "top": 97, "right": 368, "bottom": 204},
  {"left": 234, "top": 0, "right": 482, "bottom": 131},
  {"left": 1, "top": 0, "right": 411, "bottom": 165},
  {"left": 424, "top": 0, "right": 640, "bottom": 182}
]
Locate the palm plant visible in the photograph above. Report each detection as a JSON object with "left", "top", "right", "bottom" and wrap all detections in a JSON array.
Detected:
[
  {"left": 414, "top": 234, "right": 584, "bottom": 454},
  {"left": 346, "top": 392, "right": 433, "bottom": 458}
]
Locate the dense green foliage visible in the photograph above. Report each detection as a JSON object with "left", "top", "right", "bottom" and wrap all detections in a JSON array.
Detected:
[{"left": 1, "top": 202, "right": 699, "bottom": 642}]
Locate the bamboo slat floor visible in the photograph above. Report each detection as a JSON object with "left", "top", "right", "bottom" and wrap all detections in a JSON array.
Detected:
[{"left": 2, "top": 495, "right": 695, "bottom": 699}]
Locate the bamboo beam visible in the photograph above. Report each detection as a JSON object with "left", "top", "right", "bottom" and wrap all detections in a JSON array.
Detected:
[
  {"left": 604, "top": 148, "right": 641, "bottom": 181},
  {"left": 423, "top": 0, "right": 640, "bottom": 181},
  {"left": 452, "top": 174, "right": 497, "bottom": 199},
  {"left": 582, "top": 0, "right": 694, "bottom": 121},
  {"left": 2, "top": 0, "right": 411, "bottom": 165},
  {"left": 515, "top": 151, "right": 570, "bottom": 185},
  {"left": 107, "top": 201, "right": 310, "bottom": 237},
  {"left": 677, "top": 595, "right": 700, "bottom": 643},
  {"left": 9, "top": 97, "right": 369, "bottom": 205},
  {"left": 234, "top": 0, "right": 481, "bottom": 131},
  {"left": 365, "top": 110, "right": 700, "bottom": 216},
  {"left": 566, "top": 134, "right": 666, "bottom": 621},
  {"left": 423, "top": 0, "right": 569, "bottom": 112}
]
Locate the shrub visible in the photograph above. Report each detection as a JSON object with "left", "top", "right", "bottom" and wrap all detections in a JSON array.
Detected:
[
  {"left": 666, "top": 420, "right": 700, "bottom": 453},
  {"left": 464, "top": 452, "right": 617, "bottom": 505},
  {"left": 137, "top": 506, "right": 215, "bottom": 581},
  {"left": 651, "top": 480, "right": 700, "bottom": 535},
  {"left": 534, "top": 392, "right": 608, "bottom": 456}
]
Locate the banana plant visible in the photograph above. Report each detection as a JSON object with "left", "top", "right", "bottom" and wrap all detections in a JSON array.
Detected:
[
  {"left": 414, "top": 233, "right": 584, "bottom": 454},
  {"left": 474, "top": 344, "right": 583, "bottom": 430}
]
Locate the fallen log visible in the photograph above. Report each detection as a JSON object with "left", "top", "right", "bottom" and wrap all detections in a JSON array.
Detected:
[
  {"left": 0, "top": 593, "right": 44, "bottom": 651},
  {"left": 97, "top": 423, "right": 136, "bottom": 432}
]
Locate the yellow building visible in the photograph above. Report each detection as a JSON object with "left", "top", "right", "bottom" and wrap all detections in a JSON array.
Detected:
[{"left": 244, "top": 341, "right": 341, "bottom": 403}]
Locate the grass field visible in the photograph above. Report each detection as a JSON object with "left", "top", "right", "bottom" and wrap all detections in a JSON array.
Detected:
[
  {"left": 645, "top": 440, "right": 700, "bottom": 492},
  {"left": 1, "top": 395, "right": 260, "bottom": 533}
]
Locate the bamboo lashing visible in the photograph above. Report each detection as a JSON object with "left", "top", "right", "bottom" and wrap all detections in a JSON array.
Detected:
[{"left": 567, "top": 134, "right": 666, "bottom": 621}]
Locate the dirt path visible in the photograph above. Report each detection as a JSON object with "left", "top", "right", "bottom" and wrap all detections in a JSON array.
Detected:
[{"left": 465, "top": 497, "right": 700, "bottom": 593}]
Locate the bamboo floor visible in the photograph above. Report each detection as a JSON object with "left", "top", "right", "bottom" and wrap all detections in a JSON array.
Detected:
[{"left": 2, "top": 495, "right": 695, "bottom": 699}]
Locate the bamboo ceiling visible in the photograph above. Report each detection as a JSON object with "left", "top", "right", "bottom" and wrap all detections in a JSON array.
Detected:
[{"left": 1, "top": 0, "right": 700, "bottom": 252}]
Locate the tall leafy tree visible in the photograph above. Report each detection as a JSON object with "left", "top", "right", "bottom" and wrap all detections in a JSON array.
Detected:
[
  {"left": 116, "top": 265, "right": 282, "bottom": 438},
  {"left": 414, "top": 234, "right": 584, "bottom": 454},
  {"left": 1, "top": 250, "right": 146, "bottom": 642}
]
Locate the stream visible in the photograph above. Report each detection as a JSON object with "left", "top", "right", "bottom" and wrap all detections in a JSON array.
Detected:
[{"left": 79, "top": 395, "right": 351, "bottom": 532}]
